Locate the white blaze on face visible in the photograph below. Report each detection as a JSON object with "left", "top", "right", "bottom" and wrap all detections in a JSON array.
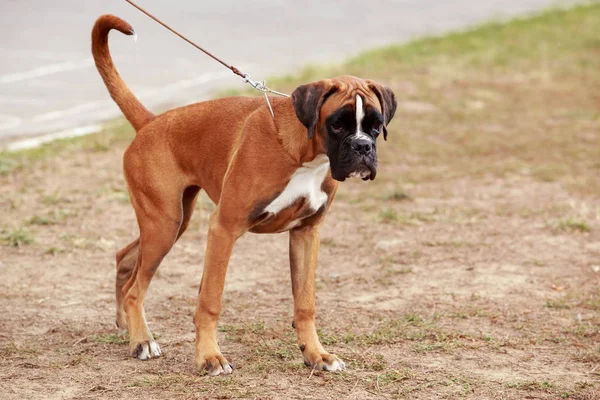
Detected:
[
  {"left": 354, "top": 94, "right": 370, "bottom": 140},
  {"left": 355, "top": 94, "right": 364, "bottom": 126}
]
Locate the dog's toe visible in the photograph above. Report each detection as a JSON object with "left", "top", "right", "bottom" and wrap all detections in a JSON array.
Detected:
[
  {"left": 321, "top": 354, "right": 345, "bottom": 371},
  {"left": 132, "top": 340, "right": 161, "bottom": 360},
  {"left": 197, "top": 354, "right": 233, "bottom": 376},
  {"left": 304, "top": 352, "right": 346, "bottom": 372}
]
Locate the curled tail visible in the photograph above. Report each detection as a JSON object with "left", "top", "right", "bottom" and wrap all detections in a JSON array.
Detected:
[{"left": 91, "top": 15, "right": 154, "bottom": 131}]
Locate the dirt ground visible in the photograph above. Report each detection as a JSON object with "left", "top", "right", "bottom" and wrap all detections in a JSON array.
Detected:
[{"left": 1, "top": 5, "right": 600, "bottom": 400}]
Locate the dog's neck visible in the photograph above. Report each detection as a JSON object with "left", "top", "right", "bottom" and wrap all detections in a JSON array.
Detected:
[{"left": 272, "top": 97, "right": 327, "bottom": 165}]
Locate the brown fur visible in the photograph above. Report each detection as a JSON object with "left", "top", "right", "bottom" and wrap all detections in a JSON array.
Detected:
[
  {"left": 91, "top": 15, "right": 154, "bottom": 131},
  {"left": 92, "top": 14, "right": 389, "bottom": 375}
]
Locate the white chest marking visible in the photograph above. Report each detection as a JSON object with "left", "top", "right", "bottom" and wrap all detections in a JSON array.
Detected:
[
  {"left": 353, "top": 94, "right": 370, "bottom": 141},
  {"left": 264, "top": 154, "right": 330, "bottom": 215}
]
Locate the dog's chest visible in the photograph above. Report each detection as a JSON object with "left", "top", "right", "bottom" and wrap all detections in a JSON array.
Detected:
[
  {"left": 265, "top": 154, "right": 330, "bottom": 215},
  {"left": 251, "top": 154, "right": 331, "bottom": 233}
]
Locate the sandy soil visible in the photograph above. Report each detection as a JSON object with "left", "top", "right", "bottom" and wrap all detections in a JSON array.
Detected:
[{"left": 1, "top": 123, "right": 599, "bottom": 399}]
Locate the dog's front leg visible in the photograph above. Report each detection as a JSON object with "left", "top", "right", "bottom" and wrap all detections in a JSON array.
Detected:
[
  {"left": 289, "top": 226, "right": 346, "bottom": 371},
  {"left": 194, "top": 212, "right": 238, "bottom": 376}
]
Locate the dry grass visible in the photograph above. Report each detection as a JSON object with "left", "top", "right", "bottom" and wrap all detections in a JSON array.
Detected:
[{"left": 1, "top": 4, "right": 600, "bottom": 399}]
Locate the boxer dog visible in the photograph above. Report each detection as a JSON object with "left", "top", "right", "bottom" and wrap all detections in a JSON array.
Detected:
[{"left": 92, "top": 14, "right": 396, "bottom": 376}]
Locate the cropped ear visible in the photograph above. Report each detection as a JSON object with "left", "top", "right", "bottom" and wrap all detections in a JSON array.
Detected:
[
  {"left": 291, "top": 81, "right": 338, "bottom": 139},
  {"left": 367, "top": 83, "right": 397, "bottom": 141}
]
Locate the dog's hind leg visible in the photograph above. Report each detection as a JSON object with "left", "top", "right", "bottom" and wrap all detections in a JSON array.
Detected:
[
  {"left": 121, "top": 174, "right": 185, "bottom": 360},
  {"left": 177, "top": 185, "right": 201, "bottom": 240},
  {"left": 115, "top": 238, "right": 139, "bottom": 330},
  {"left": 114, "top": 186, "right": 200, "bottom": 331}
]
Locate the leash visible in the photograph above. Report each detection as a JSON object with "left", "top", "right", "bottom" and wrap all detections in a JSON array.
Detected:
[{"left": 124, "top": 0, "right": 289, "bottom": 119}]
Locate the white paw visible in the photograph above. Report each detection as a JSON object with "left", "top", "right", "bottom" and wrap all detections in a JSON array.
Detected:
[
  {"left": 197, "top": 355, "right": 234, "bottom": 376},
  {"left": 207, "top": 362, "right": 233, "bottom": 376},
  {"left": 304, "top": 353, "right": 346, "bottom": 371},
  {"left": 132, "top": 340, "right": 161, "bottom": 360},
  {"left": 323, "top": 357, "right": 346, "bottom": 371}
]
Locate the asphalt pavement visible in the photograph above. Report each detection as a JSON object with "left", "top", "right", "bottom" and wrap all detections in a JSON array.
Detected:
[{"left": 0, "top": 0, "right": 570, "bottom": 145}]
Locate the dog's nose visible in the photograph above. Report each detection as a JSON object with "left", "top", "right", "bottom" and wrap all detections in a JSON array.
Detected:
[{"left": 351, "top": 137, "right": 373, "bottom": 154}]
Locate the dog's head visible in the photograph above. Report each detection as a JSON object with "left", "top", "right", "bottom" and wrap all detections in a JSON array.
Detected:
[{"left": 292, "top": 75, "right": 397, "bottom": 181}]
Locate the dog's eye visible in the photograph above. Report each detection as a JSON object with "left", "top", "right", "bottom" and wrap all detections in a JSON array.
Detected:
[
  {"left": 330, "top": 123, "right": 343, "bottom": 134},
  {"left": 372, "top": 124, "right": 383, "bottom": 136}
]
